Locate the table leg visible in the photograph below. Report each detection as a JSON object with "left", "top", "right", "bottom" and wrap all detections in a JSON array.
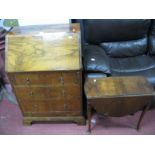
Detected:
[
  {"left": 87, "top": 104, "right": 92, "bottom": 133},
  {"left": 137, "top": 103, "right": 151, "bottom": 130}
]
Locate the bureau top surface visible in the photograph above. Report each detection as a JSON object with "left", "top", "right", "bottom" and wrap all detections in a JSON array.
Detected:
[
  {"left": 85, "top": 76, "right": 155, "bottom": 99},
  {"left": 5, "top": 23, "right": 82, "bottom": 72}
]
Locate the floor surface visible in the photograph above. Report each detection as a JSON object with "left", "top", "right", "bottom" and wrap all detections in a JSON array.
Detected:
[{"left": 0, "top": 98, "right": 155, "bottom": 135}]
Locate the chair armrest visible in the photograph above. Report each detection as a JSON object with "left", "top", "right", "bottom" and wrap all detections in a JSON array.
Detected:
[{"left": 83, "top": 45, "right": 111, "bottom": 74}]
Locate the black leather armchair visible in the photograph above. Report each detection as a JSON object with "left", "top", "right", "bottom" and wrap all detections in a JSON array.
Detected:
[{"left": 73, "top": 19, "right": 155, "bottom": 88}]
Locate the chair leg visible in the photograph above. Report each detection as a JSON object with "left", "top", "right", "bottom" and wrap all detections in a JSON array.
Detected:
[
  {"left": 137, "top": 103, "right": 150, "bottom": 130},
  {"left": 87, "top": 104, "right": 92, "bottom": 133}
]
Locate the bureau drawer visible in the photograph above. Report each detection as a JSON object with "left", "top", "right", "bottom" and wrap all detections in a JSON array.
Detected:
[
  {"left": 62, "top": 72, "right": 81, "bottom": 85},
  {"left": 8, "top": 72, "right": 62, "bottom": 85},
  {"left": 19, "top": 99, "right": 65, "bottom": 115},
  {"left": 19, "top": 100, "right": 36, "bottom": 114},
  {"left": 65, "top": 97, "right": 82, "bottom": 111},
  {"left": 64, "top": 85, "right": 81, "bottom": 97},
  {"left": 14, "top": 86, "right": 62, "bottom": 100}
]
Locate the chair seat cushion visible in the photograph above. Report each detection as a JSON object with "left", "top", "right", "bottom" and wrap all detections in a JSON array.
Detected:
[
  {"left": 110, "top": 55, "right": 155, "bottom": 86},
  {"left": 110, "top": 55, "right": 155, "bottom": 72},
  {"left": 83, "top": 45, "right": 111, "bottom": 74}
]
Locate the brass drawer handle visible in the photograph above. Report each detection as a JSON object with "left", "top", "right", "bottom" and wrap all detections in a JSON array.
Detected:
[
  {"left": 64, "top": 104, "right": 67, "bottom": 110},
  {"left": 11, "top": 78, "right": 14, "bottom": 83},
  {"left": 26, "top": 77, "right": 30, "bottom": 84},
  {"left": 11, "top": 77, "right": 16, "bottom": 83},
  {"left": 29, "top": 92, "right": 34, "bottom": 96},
  {"left": 59, "top": 76, "right": 64, "bottom": 84}
]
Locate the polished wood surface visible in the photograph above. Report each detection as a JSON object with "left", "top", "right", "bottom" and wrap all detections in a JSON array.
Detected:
[
  {"left": 8, "top": 72, "right": 62, "bottom": 85},
  {"left": 85, "top": 76, "right": 154, "bottom": 132},
  {"left": 6, "top": 24, "right": 85, "bottom": 125},
  {"left": 88, "top": 96, "right": 152, "bottom": 117},
  {"left": 85, "top": 76, "right": 154, "bottom": 99},
  {"left": 10, "top": 23, "right": 80, "bottom": 34},
  {"left": 6, "top": 24, "right": 81, "bottom": 72}
]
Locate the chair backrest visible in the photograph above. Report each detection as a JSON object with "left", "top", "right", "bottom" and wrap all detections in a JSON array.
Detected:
[{"left": 82, "top": 19, "right": 151, "bottom": 57}]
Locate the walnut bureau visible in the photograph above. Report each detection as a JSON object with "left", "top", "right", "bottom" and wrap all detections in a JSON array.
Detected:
[{"left": 5, "top": 24, "right": 85, "bottom": 125}]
